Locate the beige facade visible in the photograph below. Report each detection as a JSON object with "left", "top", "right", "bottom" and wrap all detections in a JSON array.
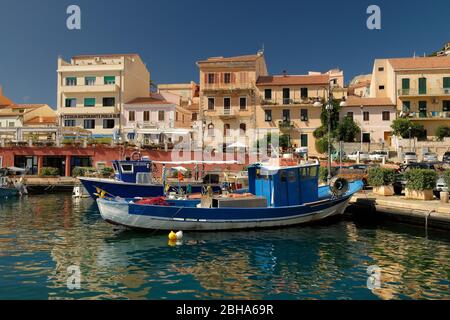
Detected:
[
  {"left": 341, "top": 96, "right": 396, "bottom": 146},
  {"left": 197, "top": 53, "right": 268, "bottom": 150},
  {"left": 57, "top": 54, "right": 150, "bottom": 138},
  {"left": 255, "top": 75, "right": 331, "bottom": 155},
  {"left": 370, "top": 56, "right": 450, "bottom": 138},
  {"left": 0, "top": 104, "right": 57, "bottom": 141}
]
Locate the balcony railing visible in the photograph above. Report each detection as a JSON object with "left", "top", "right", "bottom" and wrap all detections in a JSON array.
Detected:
[
  {"left": 261, "top": 97, "right": 318, "bottom": 106},
  {"left": 219, "top": 108, "right": 236, "bottom": 117},
  {"left": 278, "top": 121, "right": 295, "bottom": 129},
  {"left": 398, "top": 88, "right": 450, "bottom": 97},
  {"left": 62, "top": 84, "right": 119, "bottom": 93},
  {"left": 202, "top": 83, "right": 253, "bottom": 91},
  {"left": 400, "top": 111, "right": 450, "bottom": 120}
]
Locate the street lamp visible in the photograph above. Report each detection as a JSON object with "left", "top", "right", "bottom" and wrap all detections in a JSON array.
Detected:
[{"left": 314, "top": 82, "right": 347, "bottom": 185}]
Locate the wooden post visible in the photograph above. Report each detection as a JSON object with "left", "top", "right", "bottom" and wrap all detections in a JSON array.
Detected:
[{"left": 65, "top": 155, "right": 72, "bottom": 177}]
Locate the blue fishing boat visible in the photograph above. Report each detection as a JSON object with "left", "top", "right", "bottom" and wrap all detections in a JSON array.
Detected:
[
  {"left": 79, "top": 158, "right": 225, "bottom": 199},
  {"left": 96, "top": 161, "right": 363, "bottom": 231}
]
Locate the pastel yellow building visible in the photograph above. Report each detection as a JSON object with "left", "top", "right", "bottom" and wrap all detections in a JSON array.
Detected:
[
  {"left": 370, "top": 56, "right": 450, "bottom": 138},
  {"left": 197, "top": 53, "right": 268, "bottom": 151},
  {"left": 57, "top": 54, "right": 150, "bottom": 138},
  {"left": 255, "top": 74, "right": 331, "bottom": 155}
]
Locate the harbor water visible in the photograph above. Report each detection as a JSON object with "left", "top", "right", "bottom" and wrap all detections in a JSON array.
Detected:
[{"left": 0, "top": 194, "right": 449, "bottom": 300}]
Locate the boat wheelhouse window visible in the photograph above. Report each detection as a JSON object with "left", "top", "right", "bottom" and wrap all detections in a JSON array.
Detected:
[
  {"left": 280, "top": 171, "right": 287, "bottom": 182},
  {"left": 300, "top": 167, "right": 308, "bottom": 178},
  {"left": 288, "top": 171, "right": 296, "bottom": 182},
  {"left": 309, "top": 166, "right": 318, "bottom": 177},
  {"left": 112, "top": 163, "right": 118, "bottom": 171},
  {"left": 121, "top": 164, "right": 133, "bottom": 173},
  {"left": 136, "top": 172, "right": 152, "bottom": 184}
]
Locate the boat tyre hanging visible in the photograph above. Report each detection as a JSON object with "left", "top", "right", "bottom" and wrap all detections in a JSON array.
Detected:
[{"left": 329, "top": 176, "right": 349, "bottom": 198}]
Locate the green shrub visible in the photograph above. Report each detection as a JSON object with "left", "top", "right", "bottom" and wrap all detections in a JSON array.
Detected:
[
  {"left": 100, "top": 167, "right": 114, "bottom": 177},
  {"left": 319, "top": 167, "right": 328, "bottom": 183},
  {"left": 404, "top": 169, "right": 437, "bottom": 191},
  {"left": 368, "top": 167, "right": 396, "bottom": 187},
  {"left": 72, "top": 167, "right": 96, "bottom": 177},
  {"left": 40, "top": 167, "right": 59, "bottom": 176},
  {"left": 443, "top": 170, "right": 450, "bottom": 189},
  {"left": 436, "top": 125, "right": 450, "bottom": 141}
]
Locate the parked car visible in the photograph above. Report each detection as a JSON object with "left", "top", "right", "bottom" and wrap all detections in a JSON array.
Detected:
[
  {"left": 423, "top": 152, "right": 438, "bottom": 162},
  {"left": 347, "top": 151, "right": 370, "bottom": 162},
  {"left": 443, "top": 152, "right": 450, "bottom": 163},
  {"left": 435, "top": 177, "right": 448, "bottom": 197},
  {"left": 369, "top": 150, "right": 389, "bottom": 162},
  {"left": 403, "top": 152, "right": 418, "bottom": 164}
]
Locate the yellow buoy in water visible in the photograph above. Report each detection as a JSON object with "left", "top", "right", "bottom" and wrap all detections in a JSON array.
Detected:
[{"left": 168, "top": 231, "right": 177, "bottom": 241}]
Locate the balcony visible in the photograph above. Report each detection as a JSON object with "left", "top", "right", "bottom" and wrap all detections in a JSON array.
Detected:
[
  {"left": 202, "top": 82, "right": 253, "bottom": 92},
  {"left": 61, "top": 84, "right": 119, "bottom": 93},
  {"left": 218, "top": 108, "right": 236, "bottom": 119},
  {"left": 398, "top": 88, "right": 450, "bottom": 97},
  {"left": 260, "top": 97, "right": 317, "bottom": 106},
  {"left": 278, "top": 121, "right": 295, "bottom": 130},
  {"left": 400, "top": 111, "right": 450, "bottom": 120}
]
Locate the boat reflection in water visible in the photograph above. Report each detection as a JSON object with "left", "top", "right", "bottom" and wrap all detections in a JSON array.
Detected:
[{"left": 0, "top": 194, "right": 449, "bottom": 300}]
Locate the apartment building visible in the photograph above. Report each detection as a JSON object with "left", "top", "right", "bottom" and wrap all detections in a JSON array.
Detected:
[
  {"left": 57, "top": 54, "right": 150, "bottom": 139},
  {"left": 197, "top": 53, "right": 268, "bottom": 151},
  {"left": 340, "top": 96, "right": 396, "bottom": 145},
  {"left": 158, "top": 82, "right": 200, "bottom": 124},
  {"left": 0, "top": 103, "right": 58, "bottom": 141},
  {"left": 370, "top": 55, "right": 450, "bottom": 138},
  {"left": 123, "top": 94, "right": 192, "bottom": 146},
  {"left": 255, "top": 74, "right": 332, "bottom": 155}
]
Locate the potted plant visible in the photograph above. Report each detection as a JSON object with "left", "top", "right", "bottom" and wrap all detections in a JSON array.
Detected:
[
  {"left": 441, "top": 170, "right": 450, "bottom": 202},
  {"left": 368, "top": 167, "right": 396, "bottom": 196},
  {"left": 404, "top": 169, "right": 437, "bottom": 200}
]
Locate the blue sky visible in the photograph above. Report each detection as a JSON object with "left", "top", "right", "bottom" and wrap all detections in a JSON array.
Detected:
[{"left": 0, "top": 0, "right": 448, "bottom": 107}]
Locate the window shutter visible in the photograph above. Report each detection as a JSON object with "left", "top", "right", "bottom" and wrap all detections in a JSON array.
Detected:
[
  {"left": 231, "top": 73, "right": 236, "bottom": 84},
  {"left": 444, "top": 77, "right": 450, "bottom": 88},
  {"left": 220, "top": 73, "right": 224, "bottom": 83},
  {"left": 204, "top": 73, "right": 208, "bottom": 84},
  {"left": 215, "top": 73, "right": 219, "bottom": 84}
]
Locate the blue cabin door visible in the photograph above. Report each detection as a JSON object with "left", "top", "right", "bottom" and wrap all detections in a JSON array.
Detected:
[
  {"left": 278, "top": 172, "right": 289, "bottom": 206},
  {"left": 255, "top": 175, "right": 272, "bottom": 206},
  {"left": 287, "top": 170, "right": 300, "bottom": 206}
]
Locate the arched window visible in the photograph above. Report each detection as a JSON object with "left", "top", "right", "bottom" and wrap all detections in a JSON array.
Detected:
[
  {"left": 239, "top": 123, "right": 246, "bottom": 136},
  {"left": 207, "top": 123, "right": 215, "bottom": 137}
]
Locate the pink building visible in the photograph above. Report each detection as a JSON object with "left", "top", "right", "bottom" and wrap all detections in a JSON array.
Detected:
[{"left": 340, "top": 96, "right": 396, "bottom": 146}]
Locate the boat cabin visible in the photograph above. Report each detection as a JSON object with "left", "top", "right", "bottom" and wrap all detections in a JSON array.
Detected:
[
  {"left": 112, "top": 160, "right": 153, "bottom": 184},
  {"left": 248, "top": 163, "right": 319, "bottom": 207}
]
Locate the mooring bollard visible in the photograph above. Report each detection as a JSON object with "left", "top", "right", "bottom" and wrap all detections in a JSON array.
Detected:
[{"left": 440, "top": 192, "right": 449, "bottom": 204}]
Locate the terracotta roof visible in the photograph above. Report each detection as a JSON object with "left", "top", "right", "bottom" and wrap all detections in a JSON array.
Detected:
[
  {"left": 72, "top": 53, "right": 139, "bottom": 59},
  {"left": 388, "top": 56, "right": 450, "bottom": 70},
  {"left": 345, "top": 96, "right": 395, "bottom": 107},
  {"left": 11, "top": 104, "right": 47, "bottom": 109},
  {"left": 349, "top": 80, "right": 371, "bottom": 89},
  {"left": 126, "top": 96, "right": 174, "bottom": 105},
  {"left": 0, "top": 95, "right": 13, "bottom": 106},
  {"left": 0, "top": 112, "right": 21, "bottom": 117},
  {"left": 198, "top": 54, "right": 261, "bottom": 64},
  {"left": 25, "top": 116, "right": 57, "bottom": 125},
  {"left": 256, "top": 75, "right": 330, "bottom": 86}
]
